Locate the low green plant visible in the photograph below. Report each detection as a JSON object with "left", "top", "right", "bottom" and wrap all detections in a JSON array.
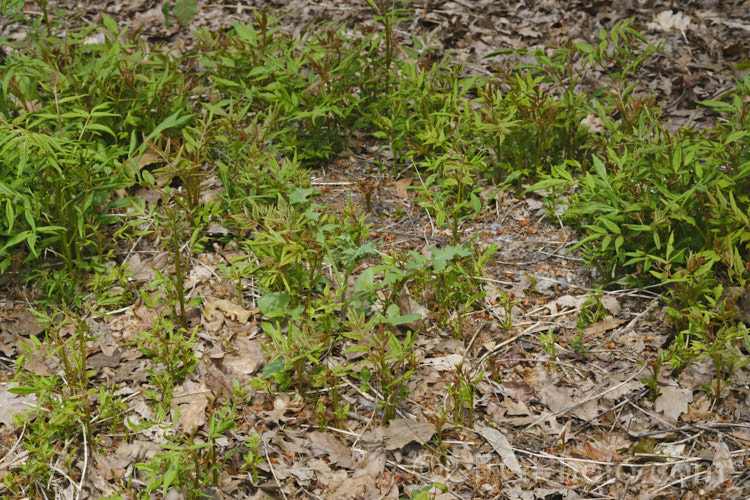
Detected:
[
  {"left": 486, "top": 18, "right": 661, "bottom": 186},
  {"left": 413, "top": 150, "right": 486, "bottom": 244},
  {"left": 246, "top": 192, "right": 378, "bottom": 401},
  {"left": 343, "top": 308, "right": 419, "bottom": 422},
  {"left": 665, "top": 287, "right": 750, "bottom": 403},
  {"left": 363, "top": 0, "right": 412, "bottom": 98},
  {"left": 260, "top": 304, "right": 333, "bottom": 395},
  {"left": 548, "top": 71, "right": 748, "bottom": 285},
  {"left": 217, "top": 152, "right": 310, "bottom": 232},
  {"left": 447, "top": 363, "right": 484, "bottom": 427},
  {"left": 405, "top": 485, "right": 434, "bottom": 500},
  {"left": 136, "top": 403, "right": 237, "bottom": 499},
  {"left": 133, "top": 316, "right": 198, "bottom": 419},
  {"left": 161, "top": 0, "right": 198, "bottom": 29},
  {"left": 655, "top": 252, "right": 720, "bottom": 326},
  {"left": 85, "top": 263, "right": 136, "bottom": 310},
  {"left": 568, "top": 331, "right": 591, "bottom": 356},
  {"left": 496, "top": 290, "right": 518, "bottom": 331},
  {"left": 244, "top": 192, "right": 325, "bottom": 304},
  {"left": 0, "top": 114, "right": 129, "bottom": 277},
  {"left": 365, "top": 54, "right": 458, "bottom": 168},
  {"left": 199, "top": 13, "right": 362, "bottom": 167},
  {"left": 539, "top": 328, "right": 558, "bottom": 373},
  {"left": 408, "top": 243, "right": 497, "bottom": 338},
  {"left": 149, "top": 195, "right": 206, "bottom": 329},
  {"left": 312, "top": 363, "right": 351, "bottom": 429},
  {"left": 0, "top": 0, "right": 53, "bottom": 37},
  {"left": 242, "top": 433, "right": 265, "bottom": 483},
  {"left": 640, "top": 355, "right": 664, "bottom": 402},
  {"left": 649, "top": 232, "right": 750, "bottom": 402},
  {"left": 10, "top": 310, "right": 127, "bottom": 496},
  {"left": 217, "top": 257, "right": 253, "bottom": 304},
  {"left": 0, "top": 17, "right": 195, "bottom": 294},
  {"left": 577, "top": 288, "right": 608, "bottom": 329}
]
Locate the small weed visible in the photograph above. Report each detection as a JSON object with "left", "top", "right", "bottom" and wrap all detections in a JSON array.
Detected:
[
  {"left": 665, "top": 288, "right": 750, "bottom": 403},
  {"left": 85, "top": 263, "right": 135, "bottom": 310},
  {"left": 539, "top": 328, "right": 558, "bottom": 373},
  {"left": 151, "top": 198, "right": 206, "bottom": 330},
  {"left": 487, "top": 355, "right": 503, "bottom": 383},
  {"left": 447, "top": 363, "right": 484, "bottom": 427},
  {"left": 640, "top": 355, "right": 664, "bottom": 402},
  {"left": 413, "top": 150, "right": 486, "bottom": 244},
  {"left": 344, "top": 309, "right": 418, "bottom": 422},
  {"left": 10, "top": 310, "right": 127, "bottom": 496},
  {"left": 161, "top": 0, "right": 199, "bottom": 29},
  {"left": 312, "top": 364, "right": 351, "bottom": 429},
  {"left": 242, "top": 433, "right": 265, "bottom": 483},
  {"left": 132, "top": 316, "right": 198, "bottom": 419},
  {"left": 136, "top": 401, "right": 238, "bottom": 499},
  {"left": 496, "top": 290, "right": 518, "bottom": 331},
  {"left": 577, "top": 288, "right": 608, "bottom": 329},
  {"left": 568, "top": 332, "right": 591, "bottom": 356}
]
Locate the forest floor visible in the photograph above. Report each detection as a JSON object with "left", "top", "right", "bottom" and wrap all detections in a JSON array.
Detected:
[{"left": 1, "top": 0, "right": 750, "bottom": 499}]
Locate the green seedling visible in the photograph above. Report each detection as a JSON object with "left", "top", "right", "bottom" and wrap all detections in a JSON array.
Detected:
[
  {"left": 447, "top": 363, "right": 484, "bottom": 427},
  {"left": 539, "top": 328, "right": 558, "bottom": 373},
  {"left": 10, "top": 310, "right": 127, "bottom": 496},
  {"left": 577, "top": 288, "right": 608, "bottom": 329},
  {"left": 242, "top": 433, "right": 265, "bottom": 483},
  {"left": 639, "top": 355, "right": 664, "bottom": 402},
  {"left": 344, "top": 308, "right": 418, "bottom": 423},
  {"left": 497, "top": 290, "right": 518, "bottom": 331},
  {"left": 136, "top": 403, "right": 238, "bottom": 499},
  {"left": 568, "top": 331, "right": 591, "bottom": 357}
]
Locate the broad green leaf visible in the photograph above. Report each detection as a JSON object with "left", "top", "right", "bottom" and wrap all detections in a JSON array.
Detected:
[
  {"left": 232, "top": 20, "right": 257, "bottom": 41},
  {"left": 697, "top": 100, "right": 733, "bottom": 112},
  {"left": 258, "top": 292, "right": 290, "bottom": 318},
  {"left": 600, "top": 217, "right": 621, "bottom": 234},
  {"left": 8, "top": 385, "right": 37, "bottom": 395},
  {"left": 289, "top": 187, "right": 314, "bottom": 205},
  {"left": 592, "top": 155, "right": 608, "bottom": 180},
  {"left": 524, "top": 178, "right": 569, "bottom": 193},
  {"left": 430, "top": 244, "right": 472, "bottom": 272},
  {"left": 101, "top": 13, "right": 119, "bottom": 34},
  {"left": 382, "top": 303, "right": 421, "bottom": 326},
  {"left": 162, "top": 2, "right": 172, "bottom": 28},
  {"left": 470, "top": 192, "right": 481, "bottom": 213},
  {"left": 263, "top": 356, "right": 285, "bottom": 378},
  {"left": 162, "top": 463, "right": 178, "bottom": 496},
  {"left": 144, "top": 111, "right": 195, "bottom": 145},
  {"left": 354, "top": 266, "right": 377, "bottom": 293},
  {"left": 173, "top": 0, "right": 198, "bottom": 25},
  {"left": 614, "top": 236, "right": 625, "bottom": 253}
]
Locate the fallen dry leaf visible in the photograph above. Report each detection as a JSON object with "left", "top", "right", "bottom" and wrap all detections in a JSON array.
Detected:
[
  {"left": 203, "top": 298, "right": 258, "bottom": 324},
  {"left": 383, "top": 419, "right": 436, "bottom": 450},
  {"left": 0, "top": 383, "right": 37, "bottom": 427},
  {"left": 394, "top": 177, "right": 411, "bottom": 199},
  {"left": 172, "top": 380, "right": 210, "bottom": 433},
  {"left": 706, "top": 441, "right": 734, "bottom": 491},
  {"left": 420, "top": 353, "right": 464, "bottom": 371},
  {"left": 655, "top": 386, "right": 693, "bottom": 422},
  {"left": 309, "top": 431, "right": 361, "bottom": 469},
  {"left": 583, "top": 316, "right": 625, "bottom": 337},
  {"left": 475, "top": 425, "right": 522, "bottom": 474},
  {"left": 648, "top": 10, "right": 691, "bottom": 32}
]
